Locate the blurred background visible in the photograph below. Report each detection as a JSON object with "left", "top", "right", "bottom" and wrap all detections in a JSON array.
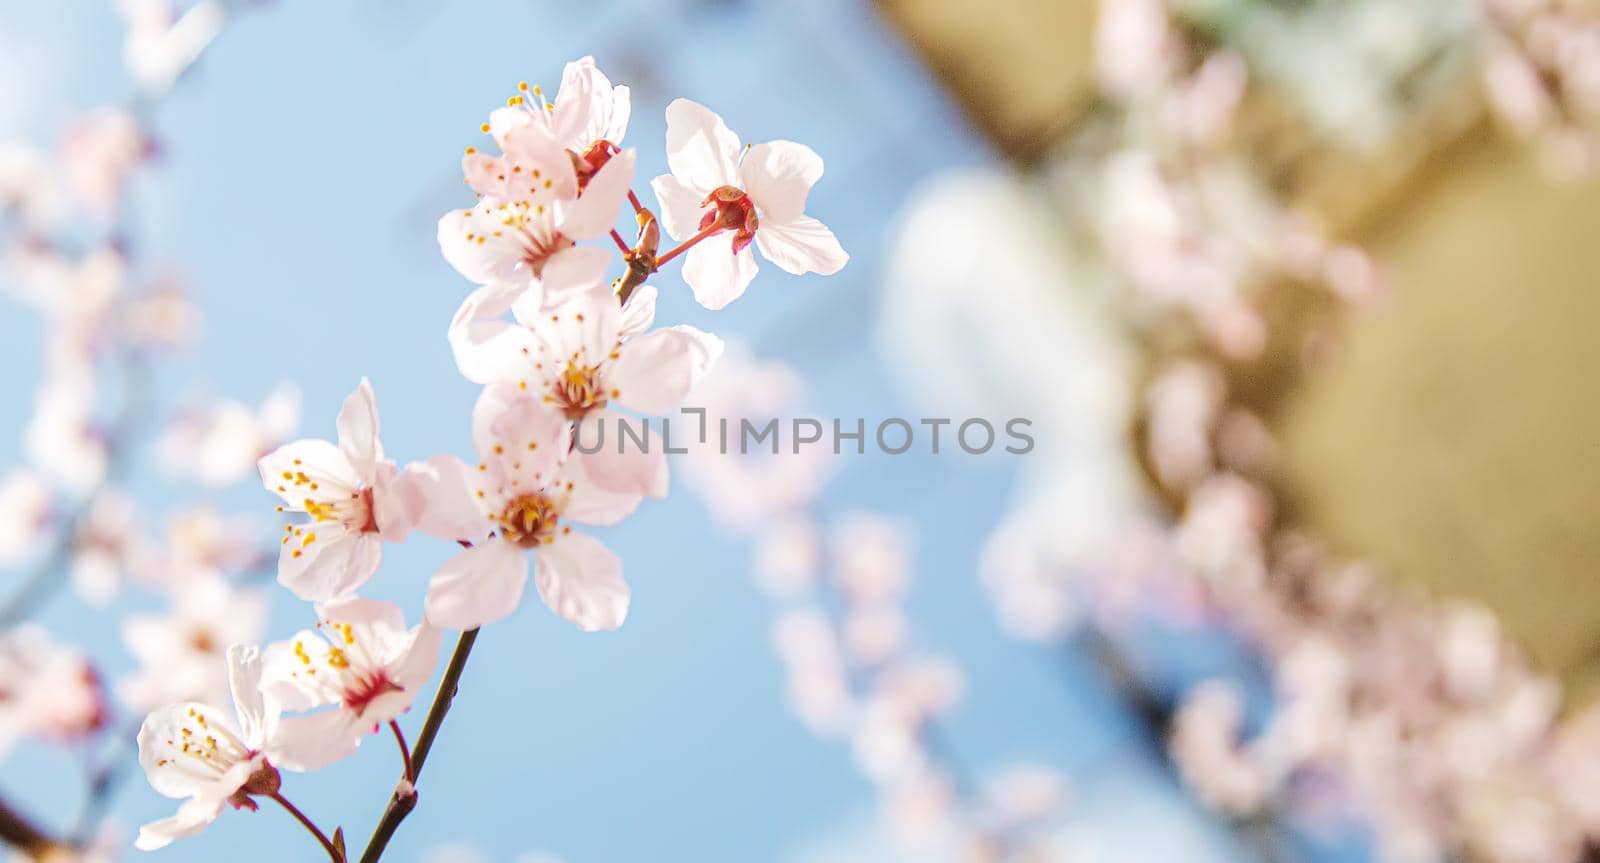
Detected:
[{"left": 3, "top": 1, "right": 1599, "bottom": 861}]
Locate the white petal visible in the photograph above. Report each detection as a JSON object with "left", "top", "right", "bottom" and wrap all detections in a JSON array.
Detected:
[
  {"left": 741, "top": 140, "right": 823, "bottom": 224},
  {"left": 664, "top": 98, "right": 741, "bottom": 191},
  {"left": 755, "top": 215, "right": 848, "bottom": 276},
  {"left": 276, "top": 526, "right": 381, "bottom": 602},
  {"left": 649, "top": 172, "right": 707, "bottom": 242},
  {"left": 138, "top": 702, "right": 234, "bottom": 799},
  {"left": 227, "top": 644, "right": 270, "bottom": 746},
  {"left": 517, "top": 245, "right": 610, "bottom": 314},
  {"left": 135, "top": 797, "right": 225, "bottom": 850},
  {"left": 682, "top": 237, "right": 758, "bottom": 310},
  {"left": 448, "top": 282, "right": 536, "bottom": 385},
  {"left": 437, "top": 203, "right": 525, "bottom": 286},
  {"left": 561, "top": 435, "right": 655, "bottom": 520},
  {"left": 561, "top": 149, "right": 635, "bottom": 241},
  {"left": 396, "top": 455, "right": 489, "bottom": 542},
  {"left": 611, "top": 325, "right": 724, "bottom": 414},
  {"left": 259, "top": 439, "right": 360, "bottom": 510},
  {"left": 425, "top": 538, "right": 530, "bottom": 629},
  {"left": 471, "top": 384, "right": 569, "bottom": 492},
  {"left": 618, "top": 284, "right": 657, "bottom": 338},
  {"left": 371, "top": 462, "right": 419, "bottom": 543},
  {"left": 535, "top": 532, "right": 629, "bottom": 632},
  {"left": 261, "top": 629, "right": 338, "bottom": 711},
  {"left": 271, "top": 709, "right": 361, "bottom": 772},
  {"left": 336, "top": 379, "right": 382, "bottom": 481}
]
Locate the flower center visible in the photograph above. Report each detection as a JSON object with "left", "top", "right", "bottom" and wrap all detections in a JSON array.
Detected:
[
  {"left": 341, "top": 668, "right": 404, "bottom": 718},
  {"left": 497, "top": 493, "right": 561, "bottom": 549},
  {"left": 301, "top": 486, "right": 377, "bottom": 533},
  {"left": 700, "top": 185, "right": 759, "bottom": 254},
  {"left": 573, "top": 139, "right": 620, "bottom": 191},
  {"left": 551, "top": 360, "right": 609, "bottom": 421}
]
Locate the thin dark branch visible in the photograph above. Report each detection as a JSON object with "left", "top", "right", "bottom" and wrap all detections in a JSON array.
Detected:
[{"left": 357, "top": 628, "right": 480, "bottom": 863}]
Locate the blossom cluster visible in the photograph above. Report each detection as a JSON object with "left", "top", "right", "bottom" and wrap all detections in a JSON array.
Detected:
[
  {"left": 974, "top": 3, "right": 1600, "bottom": 861},
  {"left": 682, "top": 350, "right": 1069, "bottom": 859},
  {"left": 118, "top": 56, "right": 849, "bottom": 859},
  {"left": 1481, "top": 0, "right": 1600, "bottom": 179}
]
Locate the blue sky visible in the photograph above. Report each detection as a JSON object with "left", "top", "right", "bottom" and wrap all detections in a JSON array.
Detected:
[{"left": 0, "top": 2, "right": 1253, "bottom": 860}]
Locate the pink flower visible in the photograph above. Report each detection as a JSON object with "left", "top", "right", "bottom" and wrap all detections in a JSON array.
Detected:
[
  {"left": 261, "top": 597, "right": 441, "bottom": 770},
  {"left": 451, "top": 260, "right": 721, "bottom": 495},
  {"left": 59, "top": 108, "right": 148, "bottom": 220},
  {"left": 257, "top": 380, "right": 425, "bottom": 601},
  {"left": 160, "top": 383, "right": 300, "bottom": 488},
  {"left": 651, "top": 99, "right": 848, "bottom": 309},
  {"left": 490, "top": 56, "right": 631, "bottom": 172},
  {"left": 120, "top": 574, "right": 267, "bottom": 713},
  {"left": 421, "top": 384, "right": 642, "bottom": 632},
  {"left": 135, "top": 645, "right": 311, "bottom": 850},
  {"left": 437, "top": 85, "right": 636, "bottom": 299},
  {"left": 0, "top": 626, "right": 107, "bottom": 757}
]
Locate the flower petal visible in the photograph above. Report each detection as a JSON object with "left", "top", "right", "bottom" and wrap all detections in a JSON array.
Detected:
[
  {"left": 261, "top": 629, "right": 338, "bottom": 711},
  {"left": 227, "top": 644, "right": 271, "bottom": 746},
  {"left": 336, "top": 379, "right": 382, "bottom": 481},
  {"left": 649, "top": 172, "right": 707, "bottom": 242},
  {"left": 471, "top": 384, "right": 569, "bottom": 494},
  {"left": 516, "top": 245, "right": 609, "bottom": 315},
  {"left": 425, "top": 538, "right": 530, "bottom": 629},
  {"left": 664, "top": 98, "right": 740, "bottom": 192},
  {"left": 448, "top": 281, "right": 536, "bottom": 385},
  {"left": 137, "top": 701, "right": 234, "bottom": 799},
  {"left": 682, "top": 236, "right": 758, "bottom": 310},
  {"left": 271, "top": 708, "right": 361, "bottom": 772},
  {"left": 618, "top": 284, "right": 657, "bottom": 338},
  {"left": 741, "top": 140, "right": 823, "bottom": 224},
  {"left": 276, "top": 526, "right": 381, "bottom": 603},
  {"left": 611, "top": 325, "right": 724, "bottom": 414},
  {"left": 562, "top": 432, "right": 656, "bottom": 518},
  {"left": 560, "top": 148, "right": 635, "bottom": 241},
  {"left": 755, "top": 215, "right": 848, "bottom": 276},
  {"left": 135, "top": 797, "right": 225, "bottom": 850},
  {"left": 437, "top": 202, "right": 526, "bottom": 286},
  {"left": 535, "top": 532, "right": 628, "bottom": 632},
  {"left": 258, "top": 439, "right": 360, "bottom": 510},
  {"left": 396, "top": 455, "right": 488, "bottom": 542}
]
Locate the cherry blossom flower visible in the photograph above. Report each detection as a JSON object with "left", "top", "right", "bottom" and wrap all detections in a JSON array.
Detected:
[
  {"left": 0, "top": 626, "right": 107, "bottom": 758},
  {"left": 258, "top": 379, "right": 424, "bottom": 601},
  {"left": 160, "top": 383, "right": 300, "bottom": 488},
  {"left": 135, "top": 645, "right": 307, "bottom": 850},
  {"left": 489, "top": 56, "right": 631, "bottom": 177},
  {"left": 453, "top": 264, "right": 721, "bottom": 495},
  {"left": 261, "top": 597, "right": 441, "bottom": 770},
  {"left": 70, "top": 488, "right": 145, "bottom": 605},
  {"left": 650, "top": 98, "right": 848, "bottom": 309},
  {"left": 0, "top": 469, "right": 52, "bottom": 567},
  {"left": 437, "top": 84, "right": 636, "bottom": 299},
  {"left": 422, "top": 384, "right": 642, "bottom": 632},
  {"left": 120, "top": 574, "right": 267, "bottom": 714},
  {"left": 58, "top": 108, "right": 148, "bottom": 220}
]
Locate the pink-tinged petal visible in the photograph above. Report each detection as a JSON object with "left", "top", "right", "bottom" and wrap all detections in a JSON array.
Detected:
[
  {"left": 514, "top": 246, "right": 609, "bottom": 317},
  {"left": 556, "top": 56, "right": 630, "bottom": 147},
  {"left": 462, "top": 151, "right": 508, "bottom": 199},
  {"left": 361, "top": 622, "right": 442, "bottom": 722},
  {"left": 534, "top": 532, "right": 628, "bottom": 632},
  {"left": 561, "top": 148, "right": 635, "bottom": 241},
  {"left": 500, "top": 125, "right": 579, "bottom": 201},
  {"left": 226, "top": 644, "right": 270, "bottom": 746},
  {"left": 740, "top": 140, "right": 823, "bottom": 223},
  {"left": 563, "top": 440, "right": 656, "bottom": 519},
  {"left": 335, "top": 379, "right": 382, "bottom": 481},
  {"left": 755, "top": 215, "right": 848, "bottom": 276},
  {"left": 135, "top": 797, "right": 225, "bottom": 850},
  {"left": 261, "top": 629, "right": 337, "bottom": 711},
  {"left": 397, "top": 455, "right": 489, "bottom": 542},
  {"left": 371, "top": 462, "right": 418, "bottom": 543},
  {"left": 664, "top": 98, "right": 741, "bottom": 191},
  {"left": 271, "top": 709, "right": 361, "bottom": 772},
  {"left": 488, "top": 106, "right": 532, "bottom": 150},
  {"left": 425, "top": 538, "right": 530, "bottom": 629},
  {"left": 525, "top": 283, "right": 624, "bottom": 376},
  {"left": 471, "top": 384, "right": 569, "bottom": 491},
  {"left": 618, "top": 284, "right": 657, "bottom": 338},
  {"left": 437, "top": 203, "right": 525, "bottom": 286},
  {"left": 259, "top": 439, "right": 360, "bottom": 508},
  {"left": 276, "top": 526, "right": 381, "bottom": 602},
  {"left": 138, "top": 701, "right": 233, "bottom": 799},
  {"left": 611, "top": 325, "right": 724, "bottom": 414},
  {"left": 682, "top": 237, "right": 758, "bottom": 310},
  {"left": 649, "top": 172, "right": 708, "bottom": 242},
  {"left": 448, "top": 282, "right": 536, "bottom": 385}
]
